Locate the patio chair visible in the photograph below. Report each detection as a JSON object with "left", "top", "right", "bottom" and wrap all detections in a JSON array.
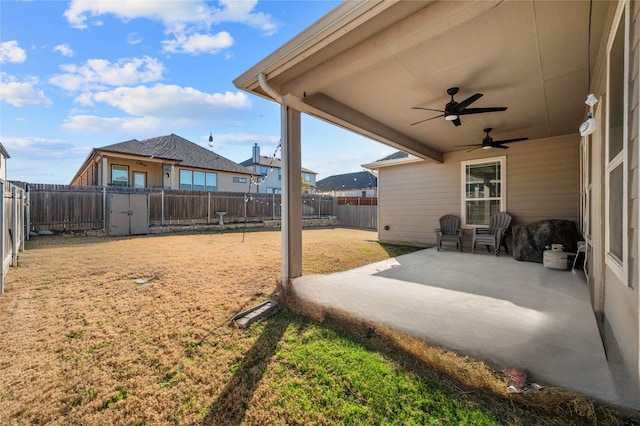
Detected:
[
  {"left": 471, "top": 212, "right": 512, "bottom": 256},
  {"left": 435, "top": 214, "right": 462, "bottom": 252}
]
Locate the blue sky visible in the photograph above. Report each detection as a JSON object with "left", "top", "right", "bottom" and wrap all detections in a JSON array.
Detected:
[{"left": 0, "top": 0, "right": 393, "bottom": 184}]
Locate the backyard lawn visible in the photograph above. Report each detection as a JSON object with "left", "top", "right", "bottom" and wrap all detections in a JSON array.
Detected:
[{"left": 0, "top": 228, "right": 633, "bottom": 425}]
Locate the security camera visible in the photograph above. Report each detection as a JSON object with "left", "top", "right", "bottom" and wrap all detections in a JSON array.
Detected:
[{"left": 579, "top": 118, "right": 596, "bottom": 137}]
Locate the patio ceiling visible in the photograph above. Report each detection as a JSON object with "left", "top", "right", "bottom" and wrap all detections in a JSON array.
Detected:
[{"left": 234, "top": 0, "right": 612, "bottom": 163}]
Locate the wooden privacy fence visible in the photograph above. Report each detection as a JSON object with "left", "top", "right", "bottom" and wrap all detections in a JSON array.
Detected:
[
  {"left": 27, "top": 185, "right": 339, "bottom": 230},
  {"left": 334, "top": 200, "right": 378, "bottom": 230},
  {"left": 1, "top": 181, "right": 26, "bottom": 294}
]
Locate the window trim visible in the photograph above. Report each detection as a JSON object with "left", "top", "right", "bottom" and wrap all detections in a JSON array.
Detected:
[
  {"left": 460, "top": 156, "right": 507, "bottom": 228},
  {"left": 111, "top": 164, "right": 129, "bottom": 187},
  {"left": 604, "top": 2, "right": 628, "bottom": 283},
  {"left": 180, "top": 169, "right": 218, "bottom": 191},
  {"left": 132, "top": 171, "right": 147, "bottom": 189}
]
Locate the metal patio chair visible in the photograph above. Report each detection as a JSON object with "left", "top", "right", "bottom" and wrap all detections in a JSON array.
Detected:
[
  {"left": 471, "top": 212, "right": 512, "bottom": 256},
  {"left": 435, "top": 214, "right": 463, "bottom": 252}
]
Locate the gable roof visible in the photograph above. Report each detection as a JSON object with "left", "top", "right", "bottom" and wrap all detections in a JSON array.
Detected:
[
  {"left": 316, "top": 171, "right": 377, "bottom": 192},
  {"left": 97, "top": 134, "right": 253, "bottom": 175},
  {"left": 239, "top": 155, "right": 317, "bottom": 174}
]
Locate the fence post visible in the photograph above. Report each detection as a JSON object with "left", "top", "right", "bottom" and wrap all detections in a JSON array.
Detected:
[
  {"left": 19, "top": 189, "right": 25, "bottom": 251},
  {"left": 11, "top": 186, "right": 18, "bottom": 267},
  {"left": 161, "top": 189, "right": 165, "bottom": 226},
  {"left": 102, "top": 187, "right": 106, "bottom": 230},
  {"left": 0, "top": 181, "right": 4, "bottom": 294},
  {"left": 26, "top": 185, "right": 30, "bottom": 240},
  {"left": 207, "top": 191, "right": 211, "bottom": 224}
]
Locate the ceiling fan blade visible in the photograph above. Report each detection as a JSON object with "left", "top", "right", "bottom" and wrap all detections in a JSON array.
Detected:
[
  {"left": 411, "top": 107, "right": 445, "bottom": 113},
  {"left": 453, "top": 93, "right": 483, "bottom": 112},
  {"left": 493, "top": 144, "right": 509, "bottom": 149},
  {"left": 411, "top": 114, "right": 444, "bottom": 126},
  {"left": 494, "top": 137, "right": 528, "bottom": 144},
  {"left": 466, "top": 147, "right": 482, "bottom": 153},
  {"left": 457, "top": 107, "right": 508, "bottom": 115},
  {"left": 452, "top": 117, "right": 462, "bottom": 126}
]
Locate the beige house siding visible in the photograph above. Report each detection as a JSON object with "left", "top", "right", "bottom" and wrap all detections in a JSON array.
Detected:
[
  {"left": 377, "top": 134, "right": 579, "bottom": 248},
  {"left": 600, "top": 0, "right": 640, "bottom": 386}
]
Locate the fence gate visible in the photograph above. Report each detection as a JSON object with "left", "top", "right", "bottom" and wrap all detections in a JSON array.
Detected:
[{"left": 108, "top": 193, "right": 149, "bottom": 236}]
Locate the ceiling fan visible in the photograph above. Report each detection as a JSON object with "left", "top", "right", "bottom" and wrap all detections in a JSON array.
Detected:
[
  {"left": 411, "top": 87, "right": 507, "bottom": 127},
  {"left": 454, "top": 128, "right": 528, "bottom": 151}
]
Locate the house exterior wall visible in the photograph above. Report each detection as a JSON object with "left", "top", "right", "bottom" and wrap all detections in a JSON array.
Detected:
[
  {"left": 595, "top": 0, "right": 640, "bottom": 387},
  {"left": 317, "top": 188, "right": 377, "bottom": 197},
  {"left": 376, "top": 134, "right": 579, "bottom": 247},
  {"left": 72, "top": 154, "right": 254, "bottom": 192},
  {"left": 0, "top": 154, "right": 7, "bottom": 181}
]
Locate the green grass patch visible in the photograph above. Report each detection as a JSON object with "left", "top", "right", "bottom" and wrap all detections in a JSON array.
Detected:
[
  {"left": 379, "top": 242, "right": 425, "bottom": 257},
  {"left": 260, "top": 313, "right": 500, "bottom": 425}
]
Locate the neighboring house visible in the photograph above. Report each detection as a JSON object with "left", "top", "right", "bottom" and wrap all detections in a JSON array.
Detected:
[
  {"left": 239, "top": 143, "right": 317, "bottom": 194},
  {"left": 235, "top": 1, "right": 640, "bottom": 398},
  {"left": 71, "top": 134, "right": 255, "bottom": 192},
  {"left": 0, "top": 143, "right": 10, "bottom": 181},
  {"left": 316, "top": 171, "right": 377, "bottom": 197}
]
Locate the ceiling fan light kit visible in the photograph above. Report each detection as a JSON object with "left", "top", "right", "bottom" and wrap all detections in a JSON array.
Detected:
[
  {"left": 411, "top": 87, "right": 507, "bottom": 127},
  {"left": 453, "top": 128, "right": 528, "bottom": 151}
]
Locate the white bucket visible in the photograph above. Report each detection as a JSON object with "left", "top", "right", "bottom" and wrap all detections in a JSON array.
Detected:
[{"left": 543, "top": 250, "right": 568, "bottom": 270}]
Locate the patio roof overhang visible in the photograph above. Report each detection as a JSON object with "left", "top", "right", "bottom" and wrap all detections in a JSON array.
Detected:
[{"left": 234, "top": 0, "right": 613, "bottom": 160}]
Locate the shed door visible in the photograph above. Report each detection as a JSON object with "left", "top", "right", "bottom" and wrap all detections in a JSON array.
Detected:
[
  {"left": 129, "top": 194, "right": 149, "bottom": 235},
  {"left": 109, "top": 194, "right": 130, "bottom": 236},
  {"left": 109, "top": 194, "right": 149, "bottom": 236}
]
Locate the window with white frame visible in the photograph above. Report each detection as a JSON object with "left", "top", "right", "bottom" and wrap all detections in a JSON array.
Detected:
[
  {"left": 605, "top": 4, "right": 628, "bottom": 281},
  {"left": 111, "top": 165, "right": 129, "bottom": 187},
  {"left": 179, "top": 170, "right": 217, "bottom": 191},
  {"left": 461, "top": 157, "right": 506, "bottom": 226}
]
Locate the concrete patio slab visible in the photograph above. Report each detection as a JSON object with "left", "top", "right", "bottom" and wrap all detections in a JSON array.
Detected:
[{"left": 291, "top": 248, "right": 629, "bottom": 405}]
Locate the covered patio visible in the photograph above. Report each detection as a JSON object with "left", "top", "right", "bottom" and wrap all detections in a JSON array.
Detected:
[{"left": 292, "top": 249, "right": 635, "bottom": 407}]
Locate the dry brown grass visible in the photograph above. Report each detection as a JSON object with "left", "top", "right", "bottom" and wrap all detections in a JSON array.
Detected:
[
  {"left": 0, "top": 228, "right": 411, "bottom": 425},
  {"left": 0, "top": 228, "right": 636, "bottom": 425}
]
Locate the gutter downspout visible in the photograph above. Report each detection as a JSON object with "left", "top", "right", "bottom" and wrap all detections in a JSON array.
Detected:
[
  {"left": 257, "top": 73, "right": 302, "bottom": 290},
  {"left": 258, "top": 73, "right": 284, "bottom": 104}
]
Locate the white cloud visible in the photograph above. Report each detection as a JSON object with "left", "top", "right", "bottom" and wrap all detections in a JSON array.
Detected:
[
  {"left": 211, "top": 0, "right": 278, "bottom": 36},
  {"left": 0, "top": 41, "right": 27, "bottom": 63},
  {"left": 49, "top": 56, "right": 164, "bottom": 91},
  {"left": 53, "top": 44, "right": 74, "bottom": 57},
  {"left": 0, "top": 74, "right": 52, "bottom": 107},
  {"left": 61, "top": 114, "right": 160, "bottom": 132},
  {"left": 82, "top": 84, "right": 250, "bottom": 117},
  {"left": 127, "top": 32, "right": 142, "bottom": 45},
  {"left": 215, "top": 133, "right": 279, "bottom": 146},
  {"left": 62, "top": 85, "right": 251, "bottom": 133},
  {"left": 3, "top": 137, "right": 75, "bottom": 153},
  {"left": 162, "top": 31, "right": 233, "bottom": 55},
  {"left": 64, "top": 0, "right": 279, "bottom": 38}
]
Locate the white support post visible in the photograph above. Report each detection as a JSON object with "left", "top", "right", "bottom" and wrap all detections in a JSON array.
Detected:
[{"left": 281, "top": 105, "right": 303, "bottom": 288}]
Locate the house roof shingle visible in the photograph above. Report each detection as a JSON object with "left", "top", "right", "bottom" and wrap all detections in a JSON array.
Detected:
[
  {"left": 316, "top": 171, "right": 377, "bottom": 192},
  {"left": 98, "top": 134, "right": 253, "bottom": 175},
  {"left": 376, "top": 151, "right": 409, "bottom": 162}
]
